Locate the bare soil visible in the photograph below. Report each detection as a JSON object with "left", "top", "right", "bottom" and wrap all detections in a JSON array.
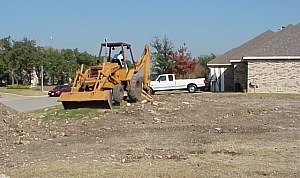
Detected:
[{"left": 0, "top": 92, "right": 300, "bottom": 177}]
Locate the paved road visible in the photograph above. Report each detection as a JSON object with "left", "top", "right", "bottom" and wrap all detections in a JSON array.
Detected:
[{"left": 0, "top": 92, "right": 61, "bottom": 112}]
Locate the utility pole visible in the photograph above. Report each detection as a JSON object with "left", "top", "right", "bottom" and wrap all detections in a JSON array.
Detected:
[
  {"left": 40, "top": 36, "right": 53, "bottom": 92},
  {"left": 41, "top": 59, "right": 44, "bottom": 92}
]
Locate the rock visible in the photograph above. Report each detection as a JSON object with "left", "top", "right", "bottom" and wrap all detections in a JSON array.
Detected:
[
  {"left": 223, "top": 114, "right": 229, "bottom": 119},
  {"left": 60, "top": 132, "right": 67, "bottom": 137},
  {"left": 152, "top": 101, "right": 159, "bottom": 106},
  {"left": 0, "top": 174, "right": 10, "bottom": 178},
  {"left": 153, "top": 117, "right": 161, "bottom": 123},
  {"left": 247, "top": 109, "right": 253, "bottom": 114},
  {"left": 148, "top": 110, "right": 161, "bottom": 116},
  {"left": 2, "top": 119, "right": 8, "bottom": 124},
  {"left": 101, "top": 126, "right": 112, "bottom": 131},
  {"left": 215, "top": 128, "right": 223, "bottom": 133},
  {"left": 5, "top": 162, "right": 14, "bottom": 168},
  {"left": 274, "top": 107, "right": 279, "bottom": 111},
  {"left": 182, "top": 102, "right": 189, "bottom": 105},
  {"left": 126, "top": 103, "right": 131, "bottom": 107},
  {"left": 17, "top": 136, "right": 24, "bottom": 145},
  {"left": 40, "top": 115, "right": 46, "bottom": 119},
  {"left": 103, "top": 110, "right": 113, "bottom": 114},
  {"left": 141, "top": 100, "right": 148, "bottom": 104},
  {"left": 157, "top": 155, "right": 163, "bottom": 159}
]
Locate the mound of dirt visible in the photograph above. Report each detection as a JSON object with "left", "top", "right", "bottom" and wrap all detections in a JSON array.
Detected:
[
  {"left": 0, "top": 92, "right": 299, "bottom": 177},
  {"left": 0, "top": 103, "right": 24, "bottom": 145}
]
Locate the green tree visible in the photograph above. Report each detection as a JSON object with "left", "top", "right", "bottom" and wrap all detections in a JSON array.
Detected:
[
  {"left": 0, "top": 36, "right": 98, "bottom": 86},
  {"left": 74, "top": 48, "right": 97, "bottom": 71},
  {"left": 0, "top": 37, "right": 41, "bottom": 85},
  {"left": 150, "top": 35, "right": 174, "bottom": 77},
  {"left": 11, "top": 38, "right": 39, "bottom": 85},
  {"left": 198, "top": 53, "right": 216, "bottom": 79},
  {"left": 43, "top": 48, "right": 97, "bottom": 85},
  {"left": 0, "top": 36, "right": 19, "bottom": 84},
  {"left": 0, "top": 36, "right": 12, "bottom": 76},
  {"left": 43, "top": 49, "right": 63, "bottom": 85}
]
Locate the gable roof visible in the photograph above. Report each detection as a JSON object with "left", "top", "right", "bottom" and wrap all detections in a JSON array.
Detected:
[
  {"left": 246, "top": 24, "right": 300, "bottom": 56},
  {"left": 208, "top": 23, "right": 300, "bottom": 65}
]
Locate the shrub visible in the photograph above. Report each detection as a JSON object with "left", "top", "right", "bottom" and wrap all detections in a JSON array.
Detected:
[{"left": 7, "top": 85, "right": 30, "bottom": 89}]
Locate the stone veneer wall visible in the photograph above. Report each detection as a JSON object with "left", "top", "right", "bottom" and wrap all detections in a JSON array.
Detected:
[{"left": 247, "top": 60, "right": 300, "bottom": 94}]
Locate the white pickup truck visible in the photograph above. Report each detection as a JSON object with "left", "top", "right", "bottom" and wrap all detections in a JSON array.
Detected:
[{"left": 150, "top": 74, "right": 206, "bottom": 94}]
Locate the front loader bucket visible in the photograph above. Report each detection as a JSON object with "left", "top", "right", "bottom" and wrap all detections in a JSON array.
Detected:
[{"left": 58, "top": 90, "right": 113, "bottom": 110}]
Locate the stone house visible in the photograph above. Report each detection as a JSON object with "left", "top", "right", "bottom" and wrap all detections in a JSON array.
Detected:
[{"left": 207, "top": 23, "right": 300, "bottom": 94}]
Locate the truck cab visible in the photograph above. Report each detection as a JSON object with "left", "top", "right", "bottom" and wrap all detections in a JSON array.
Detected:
[
  {"left": 152, "top": 74, "right": 176, "bottom": 90},
  {"left": 150, "top": 74, "right": 206, "bottom": 94}
]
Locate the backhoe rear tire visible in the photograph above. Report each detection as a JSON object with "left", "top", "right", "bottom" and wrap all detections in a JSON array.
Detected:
[
  {"left": 128, "top": 74, "right": 142, "bottom": 102},
  {"left": 150, "top": 87, "right": 155, "bottom": 95},
  {"left": 113, "top": 84, "right": 124, "bottom": 105}
]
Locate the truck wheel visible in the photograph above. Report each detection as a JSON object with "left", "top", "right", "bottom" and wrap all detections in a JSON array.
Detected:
[
  {"left": 113, "top": 84, "right": 124, "bottom": 104},
  {"left": 187, "top": 84, "right": 197, "bottom": 93},
  {"left": 128, "top": 74, "right": 142, "bottom": 102}
]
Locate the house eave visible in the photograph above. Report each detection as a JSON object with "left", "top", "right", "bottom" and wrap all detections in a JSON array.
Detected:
[
  {"left": 207, "top": 63, "right": 232, "bottom": 66},
  {"left": 229, "top": 59, "right": 242, "bottom": 63},
  {"left": 243, "top": 56, "right": 300, "bottom": 60}
]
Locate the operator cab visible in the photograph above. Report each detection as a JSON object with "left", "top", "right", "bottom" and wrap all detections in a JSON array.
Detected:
[{"left": 98, "top": 42, "right": 135, "bottom": 70}]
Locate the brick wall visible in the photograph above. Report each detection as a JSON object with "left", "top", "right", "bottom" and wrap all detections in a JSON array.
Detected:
[
  {"left": 224, "top": 66, "right": 234, "bottom": 91},
  {"left": 233, "top": 63, "right": 248, "bottom": 91},
  {"left": 247, "top": 60, "right": 300, "bottom": 94}
]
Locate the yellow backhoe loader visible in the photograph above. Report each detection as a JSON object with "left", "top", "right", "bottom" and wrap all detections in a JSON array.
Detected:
[{"left": 58, "top": 42, "right": 154, "bottom": 109}]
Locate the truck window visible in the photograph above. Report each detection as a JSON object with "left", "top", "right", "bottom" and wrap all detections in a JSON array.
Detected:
[
  {"left": 168, "top": 75, "right": 174, "bottom": 81},
  {"left": 158, "top": 76, "right": 166, "bottom": 81}
]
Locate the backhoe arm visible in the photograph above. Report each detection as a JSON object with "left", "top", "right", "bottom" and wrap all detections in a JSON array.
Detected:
[{"left": 133, "top": 45, "right": 151, "bottom": 94}]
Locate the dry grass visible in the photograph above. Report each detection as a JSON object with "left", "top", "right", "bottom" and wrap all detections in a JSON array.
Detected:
[{"left": 4, "top": 132, "right": 298, "bottom": 178}]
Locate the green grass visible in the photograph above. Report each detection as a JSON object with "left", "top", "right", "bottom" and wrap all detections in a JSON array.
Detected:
[
  {"left": 27, "top": 105, "right": 120, "bottom": 121},
  {"left": 0, "top": 85, "right": 55, "bottom": 96},
  {"left": 7, "top": 84, "right": 30, "bottom": 89},
  {"left": 204, "top": 92, "right": 300, "bottom": 99},
  {"left": 245, "top": 92, "right": 300, "bottom": 99},
  {"left": 31, "top": 106, "right": 104, "bottom": 120}
]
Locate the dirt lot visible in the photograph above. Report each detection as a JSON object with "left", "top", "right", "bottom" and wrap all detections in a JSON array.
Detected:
[{"left": 0, "top": 92, "right": 299, "bottom": 177}]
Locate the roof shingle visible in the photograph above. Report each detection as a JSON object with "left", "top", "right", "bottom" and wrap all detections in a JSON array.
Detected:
[{"left": 208, "top": 23, "right": 300, "bottom": 65}]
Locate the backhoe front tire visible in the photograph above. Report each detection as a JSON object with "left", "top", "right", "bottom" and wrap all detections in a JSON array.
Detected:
[
  {"left": 128, "top": 75, "right": 142, "bottom": 102},
  {"left": 113, "top": 84, "right": 124, "bottom": 105}
]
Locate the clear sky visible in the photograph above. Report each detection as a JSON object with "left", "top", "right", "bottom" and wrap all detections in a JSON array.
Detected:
[{"left": 1, "top": 0, "right": 300, "bottom": 58}]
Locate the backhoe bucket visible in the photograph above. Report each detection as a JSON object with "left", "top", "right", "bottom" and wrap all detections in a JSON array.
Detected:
[{"left": 58, "top": 90, "right": 113, "bottom": 110}]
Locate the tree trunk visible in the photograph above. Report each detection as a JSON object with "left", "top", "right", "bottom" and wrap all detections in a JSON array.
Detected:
[
  {"left": 51, "top": 76, "right": 54, "bottom": 85},
  {"left": 11, "top": 75, "right": 14, "bottom": 85},
  {"left": 8, "top": 69, "right": 15, "bottom": 85},
  {"left": 27, "top": 71, "right": 31, "bottom": 86}
]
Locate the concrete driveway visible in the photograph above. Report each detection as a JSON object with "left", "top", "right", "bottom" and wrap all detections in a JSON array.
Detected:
[{"left": 0, "top": 92, "right": 61, "bottom": 112}]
